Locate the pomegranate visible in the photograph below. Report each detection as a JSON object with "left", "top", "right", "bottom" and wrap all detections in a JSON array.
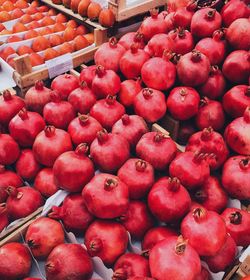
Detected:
[
  {"left": 90, "top": 129, "right": 130, "bottom": 172},
  {"left": 167, "top": 86, "right": 200, "bottom": 120},
  {"left": 224, "top": 107, "right": 250, "bottom": 155},
  {"left": 53, "top": 143, "right": 94, "bottom": 192},
  {"left": 45, "top": 244, "right": 93, "bottom": 280},
  {"left": 168, "top": 28, "right": 194, "bottom": 55},
  {"left": 194, "top": 176, "right": 228, "bottom": 213},
  {"left": 118, "top": 32, "right": 145, "bottom": 50},
  {"left": 223, "top": 85, "right": 250, "bottom": 118},
  {"left": 221, "top": 208, "right": 250, "bottom": 246},
  {"left": 68, "top": 82, "right": 96, "bottom": 114},
  {"left": 118, "top": 78, "right": 142, "bottom": 108},
  {"left": 0, "top": 243, "right": 31, "bottom": 279},
  {"left": 222, "top": 156, "right": 250, "bottom": 200},
  {"left": 51, "top": 74, "right": 79, "bottom": 100},
  {"left": 9, "top": 108, "right": 45, "bottom": 147},
  {"left": 118, "top": 200, "right": 154, "bottom": 240},
  {"left": 199, "top": 65, "right": 226, "bottom": 100},
  {"left": 79, "top": 65, "right": 96, "bottom": 88},
  {"left": 15, "top": 149, "right": 41, "bottom": 181},
  {"left": 169, "top": 152, "right": 210, "bottom": 190},
  {"left": 90, "top": 95, "right": 125, "bottom": 130},
  {"left": 196, "top": 97, "right": 225, "bottom": 131},
  {"left": 204, "top": 234, "right": 237, "bottom": 273},
  {"left": 141, "top": 53, "right": 176, "bottom": 91},
  {"left": 26, "top": 217, "right": 64, "bottom": 259},
  {"left": 0, "top": 133, "right": 20, "bottom": 165},
  {"left": 0, "top": 90, "right": 25, "bottom": 127},
  {"left": 0, "top": 204, "right": 8, "bottom": 232},
  {"left": 117, "top": 158, "right": 154, "bottom": 199},
  {"left": 136, "top": 131, "right": 177, "bottom": 170},
  {"left": 186, "top": 127, "right": 229, "bottom": 170},
  {"left": 140, "top": 9, "right": 168, "bottom": 41},
  {"left": 112, "top": 115, "right": 149, "bottom": 148},
  {"left": 94, "top": 37, "right": 125, "bottom": 72},
  {"left": 164, "top": 12, "right": 175, "bottom": 31},
  {"left": 173, "top": 2, "right": 196, "bottom": 28},
  {"left": 6, "top": 186, "right": 43, "bottom": 220},
  {"left": 145, "top": 33, "right": 173, "bottom": 57},
  {"left": 120, "top": 44, "right": 150, "bottom": 79},
  {"left": 25, "top": 81, "right": 51, "bottom": 114},
  {"left": 191, "top": 8, "right": 222, "bottom": 38},
  {"left": 92, "top": 66, "right": 121, "bottom": 99},
  {"left": 34, "top": 168, "right": 59, "bottom": 197},
  {"left": 113, "top": 253, "right": 150, "bottom": 279},
  {"left": 43, "top": 91, "right": 75, "bottom": 129},
  {"left": 177, "top": 50, "right": 210, "bottom": 86},
  {"left": 222, "top": 50, "right": 250, "bottom": 83},
  {"left": 133, "top": 88, "right": 167, "bottom": 123},
  {"left": 195, "top": 266, "right": 212, "bottom": 280},
  {"left": 33, "top": 126, "right": 72, "bottom": 167},
  {"left": 181, "top": 207, "right": 227, "bottom": 256},
  {"left": 82, "top": 173, "right": 129, "bottom": 219},
  {"left": 149, "top": 236, "right": 201, "bottom": 280},
  {"left": 84, "top": 220, "right": 128, "bottom": 266},
  {"left": 148, "top": 177, "right": 191, "bottom": 223}
]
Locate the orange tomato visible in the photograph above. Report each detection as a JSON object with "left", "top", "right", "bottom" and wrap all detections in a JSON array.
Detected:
[
  {"left": 30, "top": 0, "right": 40, "bottom": 8},
  {"left": 62, "top": 0, "right": 71, "bottom": 8},
  {"left": 20, "top": 14, "right": 33, "bottom": 24},
  {"left": 67, "top": 19, "right": 78, "bottom": 28},
  {"left": 58, "top": 42, "right": 74, "bottom": 55},
  {"left": 2, "top": 1, "right": 15, "bottom": 12},
  {"left": 25, "top": 6, "right": 38, "bottom": 14},
  {"left": 41, "top": 16, "right": 55, "bottom": 26},
  {"left": 48, "top": 8, "right": 57, "bottom": 16},
  {"left": 99, "top": 8, "right": 115, "bottom": 27},
  {"left": 84, "top": 33, "right": 94, "bottom": 44},
  {"left": 37, "top": 5, "right": 49, "bottom": 12},
  {"left": 56, "top": 13, "right": 67, "bottom": 23},
  {"left": 78, "top": 0, "right": 90, "bottom": 17},
  {"left": 32, "top": 36, "right": 50, "bottom": 52},
  {"left": 39, "top": 27, "right": 53, "bottom": 36},
  {"left": 29, "top": 53, "right": 45, "bottom": 66},
  {"left": 7, "top": 35, "right": 21, "bottom": 42},
  {"left": 70, "top": 0, "right": 81, "bottom": 13},
  {"left": 0, "top": 11, "right": 11, "bottom": 22},
  {"left": 11, "top": 8, "right": 24, "bottom": 19},
  {"left": 0, "top": 47, "right": 16, "bottom": 61},
  {"left": 76, "top": 25, "right": 88, "bottom": 35},
  {"left": 63, "top": 27, "right": 77, "bottom": 41},
  {"left": 43, "top": 48, "right": 60, "bottom": 61},
  {"left": 15, "top": 0, "right": 29, "bottom": 9},
  {"left": 32, "top": 12, "right": 44, "bottom": 20},
  {"left": 87, "top": 2, "right": 101, "bottom": 20},
  {"left": 242, "top": 276, "right": 250, "bottom": 280},
  {"left": 24, "top": 29, "right": 39, "bottom": 40},
  {"left": 49, "top": 34, "right": 64, "bottom": 47},
  {"left": 73, "top": 35, "right": 89, "bottom": 50},
  {"left": 53, "top": 22, "right": 66, "bottom": 32},
  {"left": 17, "top": 45, "right": 34, "bottom": 56},
  {"left": 12, "top": 22, "right": 28, "bottom": 33},
  {"left": 27, "top": 21, "right": 41, "bottom": 29}
]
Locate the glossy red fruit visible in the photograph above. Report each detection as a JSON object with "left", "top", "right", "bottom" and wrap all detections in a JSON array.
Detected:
[
  {"left": 0, "top": 90, "right": 25, "bottom": 127},
  {"left": 196, "top": 97, "right": 225, "bottom": 131},
  {"left": 33, "top": 126, "right": 72, "bottom": 167},
  {"left": 164, "top": 12, "right": 175, "bottom": 31},
  {"left": 90, "top": 95, "right": 125, "bottom": 131},
  {"left": 181, "top": 207, "right": 227, "bottom": 256},
  {"left": 46, "top": 243, "right": 93, "bottom": 280},
  {"left": 82, "top": 173, "right": 129, "bottom": 219},
  {"left": 53, "top": 143, "right": 94, "bottom": 192},
  {"left": 224, "top": 107, "right": 250, "bottom": 155},
  {"left": 133, "top": 88, "right": 166, "bottom": 123},
  {"left": 118, "top": 32, "right": 145, "bottom": 50},
  {"left": 118, "top": 79, "right": 142, "bottom": 108},
  {"left": 51, "top": 74, "right": 79, "bottom": 100},
  {"left": 9, "top": 108, "right": 45, "bottom": 147},
  {"left": 0, "top": 242, "right": 31, "bottom": 279},
  {"left": 221, "top": 208, "right": 250, "bottom": 246},
  {"left": 0, "top": 133, "right": 20, "bottom": 165},
  {"left": 113, "top": 253, "right": 150, "bottom": 279},
  {"left": 0, "top": 204, "right": 8, "bottom": 232},
  {"left": 223, "top": 85, "right": 250, "bottom": 118},
  {"left": 90, "top": 129, "right": 130, "bottom": 173},
  {"left": 148, "top": 177, "right": 191, "bottom": 223},
  {"left": 222, "top": 156, "right": 250, "bottom": 200},
  {"left": 85, "top": 220, "right": 128, "bottom": 266},
  {"left": 79, "top": 65, "right": 96, "bottom": 88},
  {"left": 136, "top": 131, "right": 177, "bottom": 170},
  {"left": 145, "top": 33, "right": 173, "bottom": 57},
  {"left": 173, "top": 2, "right": 196, "bottom": 28},
  {"left": 169, "top": 152, "right": 210, "bottom": 190},
  {"left": 25, "top": 81, "right": 51, "bottom": 114},
  {"left": 177, "top": 50, "right": 210, "bottom": 86},
  {"left": 49, "top": 194, "right": 94, "bottom": 233},
  {"left": 168, "top": 28, "right": 194, "bottom": 55},
  {"left": 194, "top": 266, "right": 212, "bottom": 280},
  {"left": 149, "top": 236, "right": 201, "bottom": 280},
  {"left": 6, "top": 186, "right": 43, "bottom": 220},
  {"left": 26, "top": 217, "right": 64, "bottom": 259},
  {"left": 167, "top": 86, "right": 200, "bottom": 120},
  {"left": 112, "top": 115, "right": 148, "bottom": 148},
  {"left": 34, "top": 168, "right": 58, "bottom": 198},
  {"left": 92, "top": 65, "right": 121, "bottom": 99}
]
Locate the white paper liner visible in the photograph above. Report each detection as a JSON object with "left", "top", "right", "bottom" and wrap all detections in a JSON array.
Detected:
[{"left": 0, "top": 57, "right": 16, "bottom": 91}]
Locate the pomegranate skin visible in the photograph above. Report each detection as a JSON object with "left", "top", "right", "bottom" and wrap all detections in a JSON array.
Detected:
[
  {"left": 79, "top": 65, "right": 96, "bottom": 88},
  {"left": 82, "top": 173, "right": 129, "bottom": 219},
  {"left": 149, "top": 236, "right": 201, "bottom": 280},
  {"left": 145, "top": 33, "right": 173, "bottom": 57},
  {"left": 223, "top": 85, "right": 250, "bottom": 118},
  {"left": 0, "top": 205, "right": 8, "bottom": 232},
  {"left": 84, "top": 220, "right": 128, "bottom": 266},
  {"left": 148, "top": 177, "right": 191, "bottom": 223},
  {"left": 45, "top": 244, "right": 93, "bottom": 280},
  {"left": 181, "top": 207, "right": 227, "bottom": 256},
  {"left": 118, "top": 32, "right": 145, "bottom": 50},
  {"left": 222, "top": 156, "right": 250, "bottom": 200},
  {"left": 118, "top": 79, "right": 142, "bottom": 108},
  {"left": 0, "top": 242, "right": 31, "bottom": 280},
  {"left": 168, "top": 28, "right": 194, "bottom": 55},
  {"left": 0, "top": 133, "right": 20, "bottom": 165},
  {"left": 136, "top": 131, "right": 177, "bottom": 171},
  {"left": 194, "top": 266, "right": 212, "bottom": 280},
  {"left": 173, "top": 5, "right": 195, "bottom": 29},
  {"left": 25, "top": 217, "right": 64, "bottom": 259},
  {"left": 221, "top": 208, "right": 250, "bottom": 246},
  {"left": 117, "top": 158, "right": 154, "bottom": 199}
]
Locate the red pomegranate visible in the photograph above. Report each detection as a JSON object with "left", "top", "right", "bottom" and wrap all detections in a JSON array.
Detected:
[
  {"left": 0, "top": 133, "right": 20, "bottom": 165},
  {"left": 195, "top": 266, "right": 212, "bottom": 280},
  {"left": 25, "top": 217, "right": 64, "bottom": 259},
  {"left": 145, "top": 33, "right": 173, "bottom": 57},
  {"left": 84, "top": 220, "right": 128, "bottom": 266},
  {"left": 168, "top": 28, "right": 194, "bottom": 55},
  {"left": 9, "top": 108, "right": 45, "bottom": 147},
  {"left": 164, "top": 12, "right": 175, "bottom": 31},
  {"left": 181, "top": 207, "right": 227, "bottom": 256},
  {"left": 82, "top": 173, "right": 129, "bottom": 219},
  {"left": 79, "top": 65, "right": 96, "bottom": 88},
  {"left": 118, "top": 78, "right": 142, "bottom": 108},
  {"left": 0, "top": 204, "right": 8, "bottom": 231},
  {"left": 90, "top": 129, "right": 130, "bottom": 173},
  {"left": 118, "top": 32, "right": 145, "bottom": 50},
  {"left": 33, "top": 126, "right": 72, "bottom": 167},
  {"left": 136, "top": 131, "right": 177, "bottom": 170}
]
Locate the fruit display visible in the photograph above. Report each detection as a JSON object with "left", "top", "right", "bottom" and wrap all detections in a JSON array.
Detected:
[{"left": 0, "top": 0, "right": 250, "bottom": 279}]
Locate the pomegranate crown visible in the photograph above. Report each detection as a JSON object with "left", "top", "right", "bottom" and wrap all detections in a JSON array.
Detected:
[
  {"left": 150, "top": 8, "right": 159, "bottom": 18},
  {"left": 109, "top": 37, "right": 118, "bottom": 48},
  {"left": 175, "top": 235, "right": 188, "bottom": 255},
  {"left": 18, "top": 107, "right": 28, "bottom": 120},
  {"left": 192, "top": 207, "right": 207, "bottom": 222},
  {"left": 104, "top": 178, "right": 118, "bottom": 191},
  {"left": 135, "top": 159, "right": 147, "bottom": 172},
  {"left": 75, "top": 143, "right": 89, "bottom": 156},
  {"left": 44, "top": 125, "right": 56, "bottom": 137},
  {"left": 88, "top": 238, "right": 103, "bottom": 256},
  {"left": 106, "top": 95, "right": 116, "bottom": 105},
  {"left": 78, "top": 114, "right": 89, "bottom": 125},
  {"left": 97, "top": 129, "right": 109, "bottom": 143},
  {"left": 112, "top": 268, "right": 127, "bottom": 280},
  {"left": 35, "top": 80, "right": 44, "bottom": 90},
  {"left": 2, "top": 89, "right": 12, "bottom": 101}
]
